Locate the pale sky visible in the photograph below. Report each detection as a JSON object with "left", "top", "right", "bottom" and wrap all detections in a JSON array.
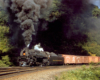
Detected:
[{"left": 89, "top": 0, "right": 100, "bottom": 9}]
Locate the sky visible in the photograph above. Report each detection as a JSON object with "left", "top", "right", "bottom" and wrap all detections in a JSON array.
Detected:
[{"left": 89, "top": 0, "right": 100, "bottom": 9}]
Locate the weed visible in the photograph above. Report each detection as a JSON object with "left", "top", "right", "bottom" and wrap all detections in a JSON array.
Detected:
[{"left": 81, "top": 65, "right": 86, "bottom": 70}]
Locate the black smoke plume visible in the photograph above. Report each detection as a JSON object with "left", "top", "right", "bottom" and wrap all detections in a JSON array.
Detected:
[
  {"left": 4, "top": 0, "right": 52, "bottom": 48},
  {"left": 36, "top": 0, "right": 97, "bottom": 55}
]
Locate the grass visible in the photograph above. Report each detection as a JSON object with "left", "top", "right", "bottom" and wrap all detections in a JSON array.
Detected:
[{"left": 55, "top": 65, "right": 100, "bottom": 80}]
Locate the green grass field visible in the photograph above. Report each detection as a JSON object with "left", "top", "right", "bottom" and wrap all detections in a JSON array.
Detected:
[{"left": 55, "top": 65, "right": 100, "bottom": 80}]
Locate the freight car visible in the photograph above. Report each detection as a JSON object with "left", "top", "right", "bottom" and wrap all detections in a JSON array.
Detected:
[
  {"left": 61, "top": 54, "right": 99, "bottom": 65},
  {"left": 18, "top": 48, "right": 64, "bottom": 66}
]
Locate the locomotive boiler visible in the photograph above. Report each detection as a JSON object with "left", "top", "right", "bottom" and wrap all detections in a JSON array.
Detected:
[{"left": 18, "top": 47, "right": 64, "bottom": 66}]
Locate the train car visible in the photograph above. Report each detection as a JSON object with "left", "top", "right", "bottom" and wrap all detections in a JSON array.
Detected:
[
  {"left": 98, "top": 57, "right": 100, "bottom": 63},
  {"left": 61, "top": 54, "right": 99, "bottom": 64},
  {"left": 88, "top": 56, "right": 98, "bottom": 63},
  {"left": 83, "top": 56, "right": 89, "bottom": 63},
  {"left": 74, "top": 56, "right": 89, "bottom": 64},
  {"left": 49, "top": 56, "right": 64, "bottom": 65},
  {"left": 75, "top": 56, "right": 83, "bottom": 64},
  {"left": 62, "top": 55, "right": 85, "bottom": 64},
  {"left": 61, "top": 54, "right": 100, "bottom": 64},
  {"left": 62, "top": 55, "right": 76, "bottom": 64}
]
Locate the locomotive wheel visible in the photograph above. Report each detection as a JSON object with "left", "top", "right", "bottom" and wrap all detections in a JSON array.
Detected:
[
  {"left": 39, "top": 64, "right": 43, "bottom": 67},
  {"left": 46, "top": 61, "right": 50, "bottom": 66},
  {"left": 29, "top": 57, "right": 37, "bottom": 66},
  {"left": 32, "top": 57, "right": 37, "bottom": 62},
  {"left": 19, "top": 61, "right": 27, "bottom": 67},
  {"left": 43, "top": 61, "right": 50, "bottom": 66}
]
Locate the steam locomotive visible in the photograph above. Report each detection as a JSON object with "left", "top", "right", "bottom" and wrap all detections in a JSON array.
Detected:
[{"left": 18, "top": 48, "right": 64, "bottom": 66}]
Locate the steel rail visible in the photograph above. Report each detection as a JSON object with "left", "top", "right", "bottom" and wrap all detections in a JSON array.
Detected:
[
  {"left": 0, "top": 67, "right": 37, "bottom": 76},
  {"left": 0, "top": 65, "right": 82, "bottom": 76}
]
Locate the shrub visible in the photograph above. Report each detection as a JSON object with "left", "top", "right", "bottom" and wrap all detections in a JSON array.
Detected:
[
  {"left": 0, "top": 60, "right": 8, "bottom": 67},
  {"left": 55, "top": 66, "right": 100, "bottom": 80},
  {"left": 81, "top": 65, "right": 86, "bottom": 70},
  {"left": 89, "top": 62, "right": 99, "bottom": 66},
  {"left": 0, "top": 55, "right": 13, "bottom": 67}
]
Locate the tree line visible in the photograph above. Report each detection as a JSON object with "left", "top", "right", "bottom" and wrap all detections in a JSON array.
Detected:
[{"left": 0, "top": 0, "right": 100, "bottom": 56}]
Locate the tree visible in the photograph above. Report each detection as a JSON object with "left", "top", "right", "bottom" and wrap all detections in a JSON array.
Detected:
[
  {"left": 92, "top": 7, "right": 100, "bottom": 18},
  {"left": 0, "top": 25, "right": 12, "bottom": 53},
  {"left": 0, "top": 9, "right": 8, "bottom": 26}
]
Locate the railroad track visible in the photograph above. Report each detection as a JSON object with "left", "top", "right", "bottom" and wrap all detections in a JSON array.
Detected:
[
  {"left": 0, "top": 66, "right": 65, "bottom": 76},
  {"left": 0, "top": 67, "right": 38, "bottom": 76},
  {"left": 0, "top": 65, "right": 82, "bottom": 77},
  {"left": 0, "top": 66, "right": 60, "bottom": 76}
]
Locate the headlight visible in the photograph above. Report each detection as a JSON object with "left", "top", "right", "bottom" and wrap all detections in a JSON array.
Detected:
[{"left": 23, "top": 53, "right": 26, "bottom": 56}]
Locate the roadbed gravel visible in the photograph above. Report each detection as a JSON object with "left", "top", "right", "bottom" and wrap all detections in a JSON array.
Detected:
[{"left": 1, "top": 65, "right": 100, "bottom": 80}]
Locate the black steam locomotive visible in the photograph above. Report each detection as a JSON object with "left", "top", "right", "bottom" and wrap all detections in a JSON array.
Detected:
[{"left": 18, "top": 48, "right": 64, "bottom": 66}]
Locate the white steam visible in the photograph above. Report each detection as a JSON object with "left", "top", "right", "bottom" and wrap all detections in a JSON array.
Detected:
[
  {"left": 27, "top": 44, "right": 30, "bottom": 48},
  {"left": 34, "top": 43, "right": 44, "bottom": 51},
  {"left": 89, "top": 0, "right": 100, "bottom": 9}
]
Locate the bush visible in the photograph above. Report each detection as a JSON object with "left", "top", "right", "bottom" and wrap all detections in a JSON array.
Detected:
[
  {"left": 0, "top": 60, "right": 9, "bottom": 67},
  {"left": 0, "top": 55, "right": 13, "bottom": 67},
  {"left": 0, "top": 25, "right": 13, "bottom": 53},
  {"left": 81, "top": 65, "right": 86, "bottom": 70},
  {"left": 2, "top": 55, "right": 13, "bottom": 65},
  {"left": 89, "top": 62, "right": 99, "bottom": 66},
  {"left": 55, "top": 66, "right": 100, "bottom": 80}
]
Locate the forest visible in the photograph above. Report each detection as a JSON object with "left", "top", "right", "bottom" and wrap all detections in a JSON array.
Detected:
[{"left": 0, "top": 0, "right": 100, "bottom": 58}]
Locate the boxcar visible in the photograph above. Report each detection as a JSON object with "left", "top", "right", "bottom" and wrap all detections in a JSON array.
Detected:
[
  {"left": 98, "top": 57, "right": 100, "bottom": 63},
  {"left": 75, "top": 56, "right": 83, "bottom": 64},
  {"left": 62, "top": 55, "right": 76, "bottom": 64},
  {"left": 88, "top": 56, "right": 98, "bottom": 63}
]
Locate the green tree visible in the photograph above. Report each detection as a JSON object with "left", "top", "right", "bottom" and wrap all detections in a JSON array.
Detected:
[
  {"left": 0, "top": 25, "right": 12, "bottom": 53},
  {"left": 0, "top": 9, "right": 8, "bottom": 26},
  {"left": 44, "top": 0, "right": 62, "bottom": 21},
  {"left": 92, "top": 7, "right": 100, "bottom": 18}
]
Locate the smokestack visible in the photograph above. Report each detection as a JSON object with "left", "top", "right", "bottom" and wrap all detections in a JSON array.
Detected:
[{"left": 4, "top": 0, "right": 52, "bottom": 47}]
